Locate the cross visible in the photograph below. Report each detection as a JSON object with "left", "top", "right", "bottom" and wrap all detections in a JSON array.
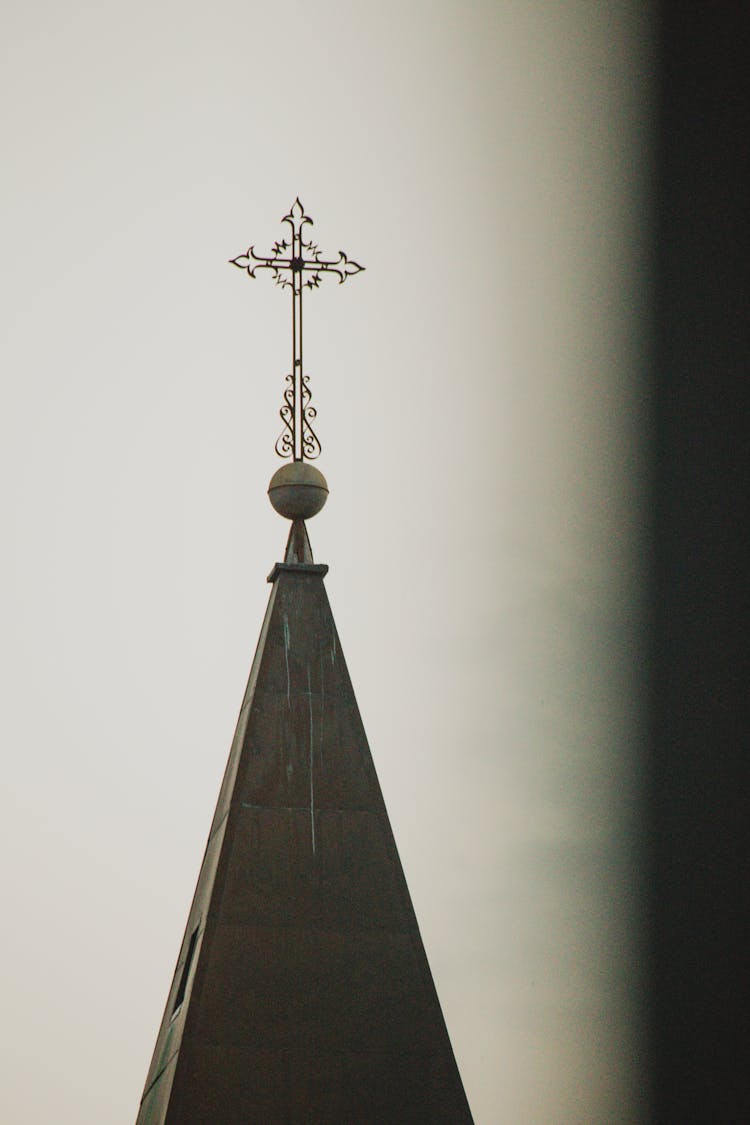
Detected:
[{"left": 230, "top": 198, "right": 364, "bottom": 461}]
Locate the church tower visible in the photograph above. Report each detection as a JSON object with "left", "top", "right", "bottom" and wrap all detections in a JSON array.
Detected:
[{"left": 136, "top": 202, "right": 473, "bottom": 1124}]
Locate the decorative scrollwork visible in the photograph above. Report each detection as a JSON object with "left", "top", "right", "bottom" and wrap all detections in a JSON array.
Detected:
[
  {"left": 301, "top": 375, "right": 321, "bottom": 460},
  {"left": 274, "top": 374, "right": 321, "bottom": 460},
  {"left": 274, "top": 374, "right": 295, "bottom": 459}
]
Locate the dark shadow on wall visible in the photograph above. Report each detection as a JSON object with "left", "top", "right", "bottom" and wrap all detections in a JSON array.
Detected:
[{"left": 649, "top": 4, "right": 750, "bottom": 1121}]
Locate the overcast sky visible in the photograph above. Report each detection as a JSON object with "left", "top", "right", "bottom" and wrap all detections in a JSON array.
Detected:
[{"left": 1, "top": 3, "right": 652, "bottom": 1121}]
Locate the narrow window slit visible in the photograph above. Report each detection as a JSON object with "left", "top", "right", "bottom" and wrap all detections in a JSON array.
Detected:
[{"left": 171, "top": 925, "right": 200, "bottom": 1017}]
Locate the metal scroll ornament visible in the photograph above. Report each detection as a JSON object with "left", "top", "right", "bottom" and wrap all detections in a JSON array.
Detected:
[
  {"left": 230, "top": 199, "right": 364, "bottom": 462},
  {"left": 275, "top": 373, "right": 320, "bottom": 460}
]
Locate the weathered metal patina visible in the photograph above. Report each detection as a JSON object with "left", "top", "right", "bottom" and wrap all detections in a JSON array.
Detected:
[
  {"left": 136, "top": 525, "right": 473, "bottom": 1124},
  {"left": 268, "top": 461, "right": 329, "bottom": 521}
]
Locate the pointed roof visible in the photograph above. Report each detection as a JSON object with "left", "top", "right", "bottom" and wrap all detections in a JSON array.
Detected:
[{"left": 137, "top": 522, "right": 473, "bottom": 1124}]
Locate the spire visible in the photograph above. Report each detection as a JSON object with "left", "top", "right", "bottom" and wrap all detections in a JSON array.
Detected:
[
  {"left": 135, "top": 204, "right": 472, "bottom": 1122},
  {"left": 136, "top": 523, "right": 472, "bottom": 1123}
]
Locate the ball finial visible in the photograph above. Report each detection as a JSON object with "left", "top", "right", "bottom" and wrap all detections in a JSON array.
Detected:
[{"left": 268, "top": 462, "right": 329, "bottom": 520}]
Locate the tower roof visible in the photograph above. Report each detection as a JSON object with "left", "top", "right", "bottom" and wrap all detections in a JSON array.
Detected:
[{"left": 137, "top": 523, "right": 472, "bottom": 1123}]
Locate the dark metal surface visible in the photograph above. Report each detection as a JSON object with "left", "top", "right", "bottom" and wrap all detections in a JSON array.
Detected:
[
  {"left": 230, "top": 199, "right": 364, "bottom": 462},
  {"left": 136, "top": 533, "right": 473, "bottom": 1124}
]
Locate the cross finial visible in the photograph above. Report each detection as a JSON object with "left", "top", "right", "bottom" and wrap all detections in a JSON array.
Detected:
[{"left": 230, "top": 199, "right": 364, "bottom": 462}]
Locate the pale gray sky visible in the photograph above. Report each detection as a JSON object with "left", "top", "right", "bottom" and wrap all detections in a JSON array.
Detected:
[{"left": 1, "top": 3, "right": 652, "bottom": 1121}]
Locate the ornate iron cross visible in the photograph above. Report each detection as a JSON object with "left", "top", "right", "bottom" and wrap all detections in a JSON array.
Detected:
[{"left": 230, "top": 198, "right": 364, "bottom": 461}]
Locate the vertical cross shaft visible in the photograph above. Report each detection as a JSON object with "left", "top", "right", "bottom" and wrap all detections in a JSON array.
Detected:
[{"left": 289, "top": 206, "right": 307, "bottom": 461}]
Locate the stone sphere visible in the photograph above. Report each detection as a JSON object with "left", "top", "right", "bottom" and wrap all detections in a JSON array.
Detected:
[{"left": 268, "top": 461, "right": 329, "bottom": 520}]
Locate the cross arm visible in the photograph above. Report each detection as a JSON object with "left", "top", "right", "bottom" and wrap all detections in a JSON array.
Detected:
[
  {"left": 297, "top": 250, "right": 365, "bottom": 285},
  {"left": 229, "top": 245, "right": 293, "bottom": 279}
]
